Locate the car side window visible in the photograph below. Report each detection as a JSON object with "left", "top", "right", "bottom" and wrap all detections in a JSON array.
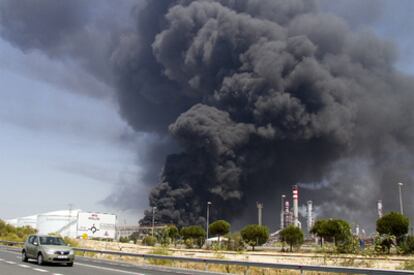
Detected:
[
  {"left": 28, "top": 236, "right": 34, "bottom": 244},
  {"left": 31, "top": 236, "right": 38, "bottom": 245}
]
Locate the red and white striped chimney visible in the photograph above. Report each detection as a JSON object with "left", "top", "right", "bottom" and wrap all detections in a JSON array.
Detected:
[{"left": 293, "top": 185, "right": 299, "bottom": 227}]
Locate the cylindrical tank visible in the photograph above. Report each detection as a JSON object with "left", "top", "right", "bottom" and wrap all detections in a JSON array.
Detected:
[
  {"left": 36, "top": 210, "right": 79, "bottom": 237},
  {"left": 17, "top": 215, "right": 37, "bottom": 229}
]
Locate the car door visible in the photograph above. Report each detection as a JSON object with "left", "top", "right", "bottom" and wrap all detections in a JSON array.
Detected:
[
  {"left": 32, "top": 236, "right": 40, "bottom": 257},
  {"left": 28, "top": 236, "right": 39, "bottom": 258},
  {"left": 25, "top": 236, "right": 34, "bottom": 258}
]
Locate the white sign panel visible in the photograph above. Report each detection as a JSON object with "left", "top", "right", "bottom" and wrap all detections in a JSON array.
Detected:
[{"left": 77, "top": 212, "right": 116, "bottom": 239}]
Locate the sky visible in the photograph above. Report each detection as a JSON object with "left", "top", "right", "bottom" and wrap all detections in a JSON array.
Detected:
[
  {"left": 0, "top": 0, "right": 414, "bottom": 226},
  {"left": 0, "top": 38, "right": 144, "bottom": 223}
]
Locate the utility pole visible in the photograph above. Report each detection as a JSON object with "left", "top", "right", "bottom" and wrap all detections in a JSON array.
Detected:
[
  {"left": 257, "top": 202, "right": 263, "bottom": 226},
  {"left": 398, "top": 182, "right": 404, "bottom": 215},
  {"left": 151, "top": 206, "right": 157, "bottom": 237},
  {"left": 67, "top": 203, "right": 73, "bottom": 237},
  {"left": 206, "top": 202, "right": 212, "bottom": 245},
  {"left": 280, "top": 195, "right": 285, "bottom": 230}
]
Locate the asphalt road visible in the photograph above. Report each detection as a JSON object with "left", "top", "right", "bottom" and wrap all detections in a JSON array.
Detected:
[{"left": 0, "top": 247, "right": 223, "bottom": 275}]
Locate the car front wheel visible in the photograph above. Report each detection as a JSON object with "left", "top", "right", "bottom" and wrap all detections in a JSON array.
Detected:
[
  {"left": 22, "top": 251, "right": 28, "bottom": 262},
  {"left": 37, "top": 254, "right": 43, "bottom": 265},
  {"left": 67, "top": 262, "right": 74, "bottom": 267}
]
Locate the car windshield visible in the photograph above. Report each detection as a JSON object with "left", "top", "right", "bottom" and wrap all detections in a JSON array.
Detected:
[{"left": 39, "top": 237, "right": 66, "bottom": 246}]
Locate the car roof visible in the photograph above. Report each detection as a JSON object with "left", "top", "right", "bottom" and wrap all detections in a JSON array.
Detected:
[{"left": 32, "top": 235, "right": 62, "bottom": 238}]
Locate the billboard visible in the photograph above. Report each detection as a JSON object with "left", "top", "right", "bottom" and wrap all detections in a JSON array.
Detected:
[{"left": 77, "top": 212, "right": 116, "bottom": 239}]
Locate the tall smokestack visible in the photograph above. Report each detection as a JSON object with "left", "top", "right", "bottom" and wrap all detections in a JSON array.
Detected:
[
  {"left": 307, "top": 200, "right": 313, "bottom": 233},
  {"left": 377, "top": 200, "right": 383, "bottom": 218},
  {"left": 284, "top": 200, "right": 290, "bottom": 227},
  {"left": 280, "top": 195, "right": 285, "bottom": 229},
  {"left": 257, "top": 202, "right": 263, "bottom": 226},
  {"left": 293, "top": 185, "right": 299, "bottom": 227}
]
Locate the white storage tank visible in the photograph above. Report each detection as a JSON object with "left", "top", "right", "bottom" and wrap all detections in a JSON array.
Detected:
[
  {"left": 17, "top": 215, "right": 38, "bottom": 229},
  {"left": 36, "top": 210, "right": 80, "bottom": 238}
]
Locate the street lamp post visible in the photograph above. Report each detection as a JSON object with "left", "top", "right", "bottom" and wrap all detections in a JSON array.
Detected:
[
  {"left": 152, "top": 206, "right": 157, "bottom": 237},
  {"left": 398, "top": 182, "right": 404, "bottom": 215},
  {"left": 280, "top": 195, "right": 285, "bottom": 230},
  {"left": 206, "top": 201, "right": 212, "bottom": 246}
]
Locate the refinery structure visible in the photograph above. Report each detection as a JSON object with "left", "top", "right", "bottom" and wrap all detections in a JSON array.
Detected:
[
  {"left": 275, "top": 184, "right": 386, "bottom": 239},
  {"left": 279, "top": 185, "right": 313, "bottom": 233}
]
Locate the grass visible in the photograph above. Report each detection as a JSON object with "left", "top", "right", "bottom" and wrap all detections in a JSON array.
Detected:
[
  {"left": 401, "top": 260, "right": 414, "bottom": 270},
  {"left": 147, "top": 246, "right": 173, "bottom": 266}
]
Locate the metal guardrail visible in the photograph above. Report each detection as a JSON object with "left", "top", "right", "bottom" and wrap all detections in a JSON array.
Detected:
[{"left": 1, "top": 240, "right": 413, "bottom": 274}]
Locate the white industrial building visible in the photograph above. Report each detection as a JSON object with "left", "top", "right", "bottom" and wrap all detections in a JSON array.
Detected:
[{"left": 7, "top": 209, "right": 117, "bottom": 239}]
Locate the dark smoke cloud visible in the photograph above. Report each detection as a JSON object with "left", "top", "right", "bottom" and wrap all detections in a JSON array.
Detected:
[
  {"left": 0, "top": 0, "right": 138, "bottom": 97},
  {"left": 133, "top": 0, "right": 414, "bottom": 229},
  {"left": 2, "top": 0, "right": 414, "bottom": 231}
]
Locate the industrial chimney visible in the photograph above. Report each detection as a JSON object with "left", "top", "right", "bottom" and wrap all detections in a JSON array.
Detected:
[
  {"left": 292, "top": 185, "right": 299, "bottom": 227},
  {"left": 257, "top": 202, "right": 263, "bottom": 226},
  {"left": 307, "top": 200, "right": 313, "bottom": 233},
  {"left": 377, "top": 200, "right": 383, "bottom": 218},
  {"left": 280, "top": 195, "right": 285, "bottom": 229},
  {"left": 284, "top": 200, "right": 290, "bottom": 227}
]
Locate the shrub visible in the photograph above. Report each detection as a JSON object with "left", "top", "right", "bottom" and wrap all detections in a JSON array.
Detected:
[
  {"left": 142, "top": 235, "right": 157, "bottom": 246},
  {"left": 336, "top": 234, "right": 359, "bottom": 254},
  {"left": 63, "top": 237, "right": 78, "bottom": 247},
  {"left": 399, "top": 236, "right": 414, "bottom": 254},
  {"left": 374, "top": 233, "right": 395, "bottom": 254},
  {"left": 0, "top": 220, "right": 36, "bottom": 242},
  {"left": 226, "top": 232, "right": 245, "bottom": 251}
]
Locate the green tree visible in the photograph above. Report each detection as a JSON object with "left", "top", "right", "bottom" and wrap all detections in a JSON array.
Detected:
[
  {"left": 240, "top": 224, "right": 269, "bottom": 251},
  {"left": 279, "top": 225, "right": 304, "bottom": 252},
  {"left": 161, "top": 225, "right": 180, "bottom": 246},
  {"left": 209, "top": 220, "right": 230, "bottom": 243},
  {"left": 180, "top": 225, "right": 206, "bottom": 248},
  {"left": 310, "top": 220, "right": 328, "bottom": 247},
  {"left": 311, "top": 219, "right": 351, "bottom": 247},
  {"left": 377, "top": 212, "right": 409, "bottom": 243}
]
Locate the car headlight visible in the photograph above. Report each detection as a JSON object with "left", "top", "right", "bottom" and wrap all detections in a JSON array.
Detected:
[
  {"left": 69, "top": 250, "right": 74, "bottom": 255},
  {"left": 46, "top": 249, "right": 55, "bottom": 254}
]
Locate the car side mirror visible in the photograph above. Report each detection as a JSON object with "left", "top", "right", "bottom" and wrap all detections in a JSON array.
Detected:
[{"left": 33, "top": 242, "right": 38, "bottom": 246}]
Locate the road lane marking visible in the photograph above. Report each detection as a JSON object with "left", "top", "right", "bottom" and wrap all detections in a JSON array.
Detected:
[
  {"left": 18, "top": 264, "right": 30, "bottom": 268},
  {"left": 76, "top": 262, "right": 145, "bottom": 274},
  {"left": 5, "top": 260, "right": 16, "bottom": 264},
  {"left": 33, "top": 268, "right": 48, "bottom": 272}
]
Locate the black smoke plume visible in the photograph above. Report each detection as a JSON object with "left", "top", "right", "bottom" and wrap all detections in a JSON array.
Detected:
[
  {"left": 129, "top": 0, "right": 414, "bottom": 228},
  {"left": 2, "top": 0, "right": 414, "bottom": 230}
]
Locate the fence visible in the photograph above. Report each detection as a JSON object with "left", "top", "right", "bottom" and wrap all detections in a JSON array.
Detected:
[{"left": 1, "top": 240, "right": 413, "bottom": 275}]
